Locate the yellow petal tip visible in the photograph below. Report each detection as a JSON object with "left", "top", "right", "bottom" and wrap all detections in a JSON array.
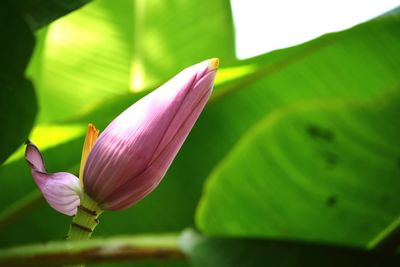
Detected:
[
  {"left": 79, "top": 123, "right": 100, "bottom": 182},
  {"left": 208, "top": 58, "right": 219, "bottom": 71}
]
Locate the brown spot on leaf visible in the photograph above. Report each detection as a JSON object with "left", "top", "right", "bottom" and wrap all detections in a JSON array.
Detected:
[
  {"left": 306, "top": 124, "right": 334, "bottom": 142},
  {"left": 326, "top": 152, "right": 338, "bottom": 165},
  {"left": 327, "top": 196, "right": 337, "bottom": 207}
]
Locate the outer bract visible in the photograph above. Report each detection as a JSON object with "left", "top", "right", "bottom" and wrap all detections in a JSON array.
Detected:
[{"left": 84, "top": 59, "right": 219, "bottom": 210}]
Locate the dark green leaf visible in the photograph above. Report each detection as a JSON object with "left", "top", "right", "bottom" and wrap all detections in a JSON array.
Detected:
[
  {"left": 6, "top": 0, "right": 91, "bottom": 30},
  {"left": 0, "top": 79, "right": 37, "bottom": 167},
  {"left": 181, "top": 230, "right": 400, "bottom": 267},
  {"left": 0, "top": 6, "right": 37, "bottom": 166}
]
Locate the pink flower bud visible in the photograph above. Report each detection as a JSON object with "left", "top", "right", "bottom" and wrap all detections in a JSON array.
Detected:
[
  {"left": 84, "top": 58, "right": 219, "bottom": 210},
  {"left": 25, "top": 59, "right": 219, "bottom": 215}
]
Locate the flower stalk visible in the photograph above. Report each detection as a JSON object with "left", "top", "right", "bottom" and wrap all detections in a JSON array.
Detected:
[{"left": 66, "top": 193, "right": 102, "bottom": 240}]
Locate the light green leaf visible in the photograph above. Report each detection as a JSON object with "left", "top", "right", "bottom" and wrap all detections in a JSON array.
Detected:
[
  {"left": 27, "top": 0, "right": 134, "bottom": 123},
  {"left": 29, "top": 0, "right": 236, "bottom": 122},
  {"left": 129, "top": 0, "right": 236, "bottom": 91}
]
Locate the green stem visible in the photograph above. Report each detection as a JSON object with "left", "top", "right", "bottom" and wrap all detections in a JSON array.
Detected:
[
  {"left": 66, "top": 193, "right": 103, "bottom": 241},
  {"left": 0, "top": 233, "right": 184, "bottom": 266},
  {"left": 65, "top": 193, "right": 102, "bottom": 267}
]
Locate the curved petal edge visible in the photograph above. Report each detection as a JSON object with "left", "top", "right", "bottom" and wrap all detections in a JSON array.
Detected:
[{"left": 25, "top": 143, "right": 82, "bottom": 216}]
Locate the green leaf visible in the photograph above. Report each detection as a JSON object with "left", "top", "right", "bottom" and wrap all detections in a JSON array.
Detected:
[
  {"left": 196, "top": 90, "right": 400, "bottom": 247},
  {"left": 129, "top": 0, "right": 236, "bottom": 91},
  {"left": 0, "top": 7, "right": 34, "bottom": 76},
  {"left": 0, "top": 6, "right": 37, "bottom": 166},
  {"left": 29, "top": 0, "right": 236, "bottom": 123},
  {"left": 181, "top": 230, "right": 400, "bottom": 267},
  {"left": 0, "top": 79, "right": 37, "bottom": 167},
  {"left": 27, "top": 0, "right": 134, "bottom": 123}
]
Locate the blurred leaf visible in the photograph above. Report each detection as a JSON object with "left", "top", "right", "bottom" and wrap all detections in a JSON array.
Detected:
[
  {"left": 0, "top": 79, "right": 37, "bottom": 166},
  {"left": 196, "top": 90, "right": 400, "bottom": 247},
  {"left": 7, "top": 0, "right": 91, "bottom": 30},
  {"left": 0, "top": 7, "right": 34, "bottom": 76},
  {"left": 29, "top": 0, "right": 236, "bottom": 122},
  {"left": 129, "top": 0, "right": 236, "bottom": 91},
  {"left": 181, "top": 230, "right": 400, "bottom": 267},
  {"left": 4, "top": 123, "right": 86, "bottom": 166},
  {"left": 0, "top": 6, "right": 37, "bottom": 166},
  {"left": 27, "top": 0, "right": 134, "bottom": 123}
]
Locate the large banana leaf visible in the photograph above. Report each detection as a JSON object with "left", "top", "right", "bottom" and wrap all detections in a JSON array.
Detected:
[
  {"left": 28, "top": 0, "right": 236, "bottom": 123},
  {"left": 197, "top": 90, "right": 400, "bottom": 247}
]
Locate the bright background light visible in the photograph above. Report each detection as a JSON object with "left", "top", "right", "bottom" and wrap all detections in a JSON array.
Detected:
[{"left": 231, "top": 0, "right": 400, "bottom": 59}]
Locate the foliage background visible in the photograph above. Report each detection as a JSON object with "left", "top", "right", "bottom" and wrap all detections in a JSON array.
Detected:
[{"left": 0, "top": 0, "right": 399, "bottom": 266}]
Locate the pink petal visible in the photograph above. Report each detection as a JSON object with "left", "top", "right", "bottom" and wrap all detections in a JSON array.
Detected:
[
  {"left": 83, "top": 59, "right": 218, "bottom": 210},
  {"left": 25, "top": 143, "right": 82, "bottom": 216},
  {"left": 102, "top": 80, "right": 213, "bottom": 210},
  {"left": 25, "top": 140, "right": 46, "bottom": 172}
]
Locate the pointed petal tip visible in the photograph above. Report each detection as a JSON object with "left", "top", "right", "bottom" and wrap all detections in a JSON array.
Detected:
[
  {"left": 25, "top": 142, "right": 46, "bottom": 172},
  {"left": 208, "top": 58, "right": 219, "bottom": 71},
  {"left": 25, "top": 142, "right": 38, "bottom": 159},
  {"left": 80, "top": 123, "right": 100, "bottom": 180},
  {"left": 87, "top": 123, "right": 100, "bottom": 135}
]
